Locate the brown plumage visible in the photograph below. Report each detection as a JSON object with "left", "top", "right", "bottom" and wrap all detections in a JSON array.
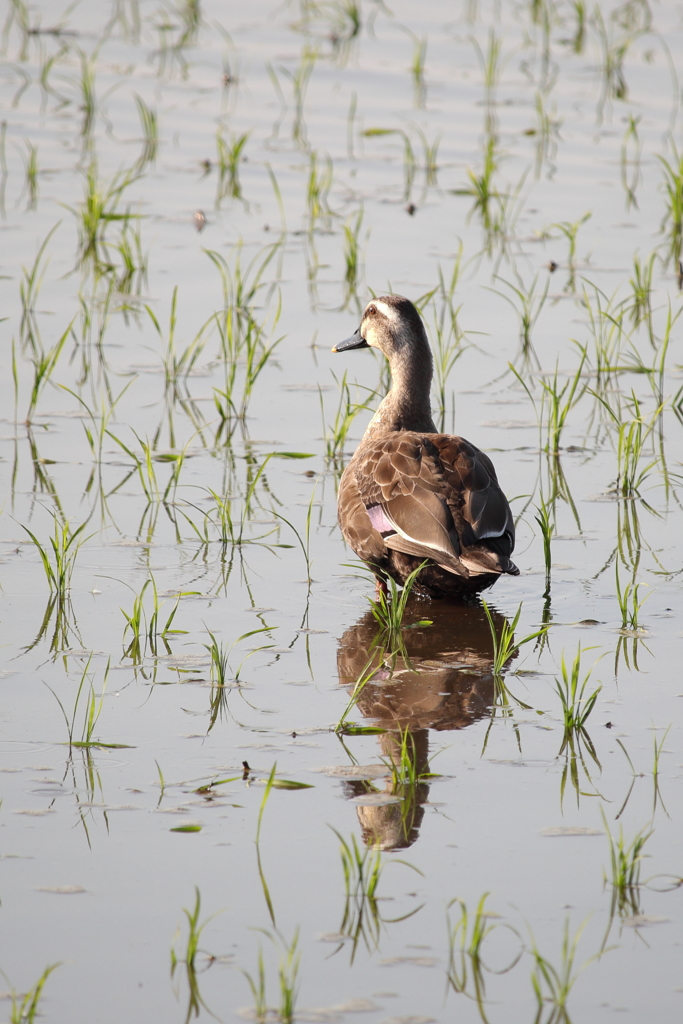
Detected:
[{"left": 334, "top": 294, "right": 519, "bottom": 598}]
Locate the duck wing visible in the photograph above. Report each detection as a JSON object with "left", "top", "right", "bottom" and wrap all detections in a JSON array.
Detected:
[
  {"left": 340, "top": 433, "right": 517, "bottom": 577},
  {"left": 428, "top": 434, "right": 518, "bottom": 574}
]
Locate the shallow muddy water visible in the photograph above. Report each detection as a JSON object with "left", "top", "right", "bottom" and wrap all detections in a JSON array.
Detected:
[{"left": 1, "top": 0, "right": 683, "bottom": 1021}]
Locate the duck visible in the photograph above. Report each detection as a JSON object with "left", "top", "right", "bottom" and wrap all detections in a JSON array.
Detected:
[{"left": 333, "top": 294, "right": 519, "bottom": 598}]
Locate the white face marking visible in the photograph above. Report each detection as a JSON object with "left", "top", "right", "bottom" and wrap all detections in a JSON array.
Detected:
[{"left": 372, "top": 299, "right": 399, "bottom": 324}]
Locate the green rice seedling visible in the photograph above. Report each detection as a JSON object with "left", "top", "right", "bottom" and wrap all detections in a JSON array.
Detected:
[
  {"left": 362, "top": 128, "right": 416, "bottom": 201},
  {"left": 76, "top": 659, "right": 108, "bottom": 748},
  {"left": 408, "top": 32, "right": 427, "bottom": 108},
  {"left": 113, "top": 219, "right": 148, "bottom": 295},
  {"left": 534, "top": 495, "right": 554, "bottom": 592},
  {"left": 120, "top": 575, "right": 191, "bottom": 661},
  {"left": 265, "top": 61, "right": 289, "bottom": 143},
  {"left": 184, "top": 453, "right": 311, "bottom": 553},
  {"left": 19, "top": 221, "right": 60, "bottom": 355},
  {"left": 472, "top": 28, "right": 503, "bottom": 108},
  {"left": 333, "top": 0, "right": 362, "bottom": 40},
  {"left": 171, "top": 888, "right": 218, "bottom": 1024},
  {"left": 486, "top": 168, "right": 529, "bottom": 259},
  {"left": 9, "top": 63, "right": 31, "bottom": 108},
  {"left": 21, "top": 512, "right": 90, "bottom": 603},
  {"left": 555, "top": 647, "right": 601, "bottom": 733},
  {"left": 529, "top": 917, "right": 603, "bottom": 1024},
  {"left": 614, "top": 494, "right": 643, "bottom": 578},
  {"left": 64, "top": 161, "right": 141, "bottom": 274},
  {"left": 423, "top": 252, "right": 467, "bottom": 430},
  {"left": 60, "top": 382, "right": 135, "bottom": 502},
  {"left": 243, "top": 300, "right": 283, "bottom": 394},
  {"left": 532, "top": 90, "right": 562, "bottom": 178},
  {"left": 580, "top": 283, "right": 627, "bottom": 393},
  {"left": 213, "top": 284, "right": 287, "bottom": 431},
  {"left": 334, "top": 646, "right": 387, "bottom": 735},
  {"left": 204, "top": 628, "right": 230, "bottom": 688},
  {"left": 322, "top": 0, "right": 362, "bottom": 65},
  {"left": 206, "top": 240, "right": 281, "bottom": 349},
  {"left": 103, "top": 0, "right": 142, "bottom": 42},
  {"left": 625, "top": 250, "right": 655, "bottom": 343},
  {"left": 49, "top": 655, "right": 131, "bottom": 751},
  {"left": 620, "top": 113, "right": 642, "bottom": 210},
  {"left": 175, "top": 0, "right": 202, "bottom": 51},
  {"left": 615, "top": 562, "right": 649, "bottom": 632},
  {"left": 492, "top": 274, "right": 548, "bottom": 369},
  {"left": 446, "top": 893, "right": 520, "bottom": 1019},
  {"left": 429, "top": 302, "right": 465, "bottom": 432},
  {"left": 25, "top": 319, "right": 72, "bottom": 424},
  {"left": 306, "top": 150, "right": 333, "bottom": 231},
  {"left": 254, "top": 763, "right": 278, "bottom": 923},
  {"left": 269, "top": 482, "right": 318, "bottom": 621},
  {"left": 657, "top": 142, "right": 683, "bottom": 268},
  {"left": 539, "top": 347, "right": 588, "bottom": 455},
  {"left": 242, "top": 929, "right": 301, "bottom": 1024},
  {"left": 134, "top": 94, "right": 158, "bottom": 170},
  {"left": 593, "top": 6, "right": 638, "bottom": 109},
  {"left": 204, "top": 626, "right": 273, "bottom": 730},
  {"left": 239, "top": 451, "right": 313, "bottom": 544},
  {"left": 412, "top": 125, "right": 440, "bottom": 187},
  {"left": 551, "top": 212, "right": 591, "bottom": 292},
  {"left": 279, "top": 47, "right": 316, "bottom": 149},
  {"left": 319, "top": 371, "right": 376, "bottom": 463},
  {"left": 0, "top": 963, "right": 60, "bottom": 1024},
  {"left": 612, "top": 392, "right": 664, "bottom": 498},
  {"left": 242, "top": 946, "right": 268, "bottom": 1022},
  {"left": 454, "top": 135, "right": 499, "bottom": 233},
  {"left": 2, "top": 0, "right": 32, "bottom": 59},
  {"left": 482, "top": 601, "right": 546, "bottom": 677},
  {"left": 644, "top": 303, "right": 680, "bottom": 417},
  {"left": 341, "top": 207, "right": 365, "bottom": 309},
  {"left": 382, "top": 726, "right": 440, "bottom": 790},
  {"left": 367, "top": 561, "right": 432, "bottom": 658},
  {"left": 78, "top": 49, "right": 97, "bottom": 137},
  {"left": 107, "top": 430, "right": 160, "bottom": 503},
  {"left": 554, "top": 647, "right": 602, "bottom": 806},
  {"left": 156, "top": 760, "right": 166, "bottom": 807},
  {"left": 277, "top": 931, "right": 300, "bottom": 1024},
  {"left": 601, "top": 808, "right": 652, "bottom": 920},
  {"left": 145, "top": 287, "right": 212, "bottom": 396},
  {"left": 568, "top": 0, "right": 586, "bottom": 52},
  {"left": 215, "top": 128, "right": 248, "bottom": 205},
  {"left": 181, "top": 488, "right": 236, "bottom": 549},
  {"left": 20, "top": 139, "right": 38, "bottom": 210},
  {"left": 480, "top": 601, "right": 545, "bottom": 749}
]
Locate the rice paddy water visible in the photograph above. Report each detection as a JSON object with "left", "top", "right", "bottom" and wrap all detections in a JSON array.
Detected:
[{"left": 0, "top": 1, "right": 682, "bottom": 1021}]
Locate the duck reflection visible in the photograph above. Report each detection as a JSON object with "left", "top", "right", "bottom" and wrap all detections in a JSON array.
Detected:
[{"left": 336, "top": 600, "right": 514, "bottom": 850}]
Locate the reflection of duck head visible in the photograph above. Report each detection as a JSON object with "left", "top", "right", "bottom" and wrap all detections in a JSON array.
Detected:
[{"left": 337, "top": 599, "right": 515, "bottom": 850}]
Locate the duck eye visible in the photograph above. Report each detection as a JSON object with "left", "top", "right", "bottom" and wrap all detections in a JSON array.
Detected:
[{"left": 368, "top": 305, "right": 376, "bottom": 315}]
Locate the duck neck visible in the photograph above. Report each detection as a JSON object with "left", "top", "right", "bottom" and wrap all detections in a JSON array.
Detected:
[{"left": 365, "top": 346, "right": 437, "bottom": 437}]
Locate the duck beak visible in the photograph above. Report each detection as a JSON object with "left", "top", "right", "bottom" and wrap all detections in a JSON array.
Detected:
[{"left": 332, "top": 328, "right": 369, "bottom": 353}]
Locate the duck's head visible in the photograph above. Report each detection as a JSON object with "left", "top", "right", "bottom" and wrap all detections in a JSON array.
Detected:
[{"left": 333, "top": 295, "right": 429, "bottom": 362}]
